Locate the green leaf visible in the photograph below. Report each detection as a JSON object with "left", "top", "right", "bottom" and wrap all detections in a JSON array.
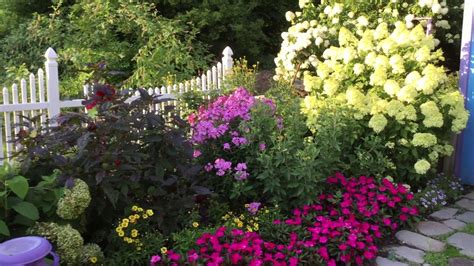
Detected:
[
  {"left": 0, "top": 220, "right": 10, "bottom": 236},
  {"left": 6, "top": 176, "right": 29, "bottom": 200},
  {"left": 11, "top": 201, "right": 39, "bottom": 220}
]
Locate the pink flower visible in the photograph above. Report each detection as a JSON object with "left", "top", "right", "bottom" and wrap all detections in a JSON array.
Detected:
[
  {"left": 259, "top": 143, "right": 266, "bottom": 151},
  {"left": 193, "top": 150, "right": 202, "bottom": 158},
  {"left": 399, "top": 214, "right": 408, "bottom": 221},
  {"left": 150, "top": 255, "right": 161, "bottom": 266},
  {"left": 223, "top": 143, "right": 231, "bottom": 150},
  {"left": 231, "top": 253, "right": 242, "bottom": 264}
]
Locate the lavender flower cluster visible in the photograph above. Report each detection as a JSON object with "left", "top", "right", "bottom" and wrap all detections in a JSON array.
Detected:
[{"left": 417, "top": 174, "right": 464, "bottom": 210}]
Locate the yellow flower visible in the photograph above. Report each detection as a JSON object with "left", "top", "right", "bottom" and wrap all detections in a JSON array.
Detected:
[
  {"left": 137, "top": 208, "right": 144, "bottom": 212},
  {"left": 132, "top": 205, "right": 139, "bottom": 211},
  {"left": 121, "top": 222, "right": 128, "bottom": 228},
  {"left": 118, "top": 231, "right": 124, "bottom": 237},
  {"left": 414, "top": 159, "right": 431, "bottom": 174},
  {"left": 90, "top": 256, "right": 98, "bottom": 264},
  {"left": 128, "top": 215, "right": 135, "bottom": 220},
  {"left": 412, "top": 133, "right": 437, "bottom": 148},
  {"left": 134, "top": 214, "right": 140, "bottom": 219},
  {"left": 142, "top": 214, "right": 149, "bottom": 219},
  {"left": 161, "top": 247, "right": 168, "bottom": 254},
  {"left": 192, "top": 222, "right": 199, "bottom": 228},
  {"left": 368, "top": 114, "right": 388, "bottom": 133},
  {"left": 115, "top": 226, "right": 122, "bottom": 233},
  {"left": 122, "top": 218, "right": 129, "bottom": 224},
  {"left": 131, "top": 229, "right": 138, "bottom": 238},
  {"left": 146, "top": 209, "right": 154, "bottom": 216},
  {"left": 237, "top": 222, "right": 243, "bottom": 228}
]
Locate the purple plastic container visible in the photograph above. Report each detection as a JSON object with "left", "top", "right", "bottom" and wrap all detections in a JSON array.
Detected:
[{"left": 0, "top": 236, "right": 59, "bottom": 266}]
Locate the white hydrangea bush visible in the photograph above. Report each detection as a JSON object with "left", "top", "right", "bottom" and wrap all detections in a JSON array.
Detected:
[
  {"left": 276, "top": 0, "right": 469, "bottom": 182},
  {"left": 275, "top": 0, "right": 461, "bottom": 82}
]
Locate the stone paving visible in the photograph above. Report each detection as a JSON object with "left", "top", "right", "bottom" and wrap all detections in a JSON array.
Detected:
[{"left": 376, "top": 191, "right": 474, "bottom": 266}]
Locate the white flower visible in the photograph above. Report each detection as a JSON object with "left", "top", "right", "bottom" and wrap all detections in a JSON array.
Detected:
[
  {"left": 324, "top": 6, "right": 332, "bottom": 15},
  {"left": 432, "top": 3, "right": 442, "bottom": 13},
  {"left": 440, "top": 7, "right": 449, "bottom": 15},
  {"left": 348, "top": 12, "right": 354, "bottom": 18},
  {"left": 405, "top": 14, "right": 415, "bottom": 23},
  {"left": 285, "top": 11, "right": 295, "bottom": 22},
  {"left": 357, "top": 16, "right": 369, "bottom": 27}
]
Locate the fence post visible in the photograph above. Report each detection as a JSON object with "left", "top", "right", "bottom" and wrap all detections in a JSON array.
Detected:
[
  {"left": 222, "top": 46, "right": 234, "bottom": 80},
  {"left": 44, "top": 47, "right": 60, "bottom": 125}
]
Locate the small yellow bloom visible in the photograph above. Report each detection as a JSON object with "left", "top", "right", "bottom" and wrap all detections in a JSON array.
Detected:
[
  {"left": 142, "top": 214, "right": 149, "bottom": 219},
  {"left": 115, "top": 227, "right": 122, "bottom": 233},
  {"left": 132, "top": 205, "right": 139, "bottom": 211},
  {"left": 246, "top": 226, "right": 253, "bottom": 232},
  {"left": 129, "top": 215, "right": 135, "bottom": 220},
  {"left": 137, "top": 207, "right": 144, "bottom": 212},
  {"left": 90, "top": 256, "right": 98, "bottom": 264},
  {"left": 161, "top": 247, "right": 168, "bottom": 254},
  {"left": 122, "top": 218, "right": 129, "bottom": 223},
  {"left": 237, "top": 222, "right": 243, "bottom": 228},
  {"left": 239, "top": 214, "right": 245, "bottom": 220},
  {"left": 265, "top": 209, "right": 269, "bottom": 214},
  {"left": 192, "top": 222, "right": 199, "bottom": 228},
  {"left": 130, "top": 218, "right": 136, "bottom": 224},
  {"left": 121, "top": 222, "right": 128, "bottom": 228},
  {"left": 131, "top": 229, "right": 138, "bottom": 237},
  {"left": 146, "top": 209, "right": 154, "bottom": 216},
  {"left": 118, "top": 231, "right": 124, "bottom": 237},
  {"left": 244, "top": 204, "right": 250, "bottom": 208},
  {"left": 134, "top": 214, "right": 140, "bottom": 219}
]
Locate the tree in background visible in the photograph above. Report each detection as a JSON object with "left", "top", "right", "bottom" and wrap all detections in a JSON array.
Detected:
[{"left": 0, "top": 0, "right": 296, "bottom": 97}]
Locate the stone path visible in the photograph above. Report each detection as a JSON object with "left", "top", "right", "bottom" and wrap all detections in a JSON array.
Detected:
[{"left": 376, "top": 191, "right": 474, "bottom": 266}]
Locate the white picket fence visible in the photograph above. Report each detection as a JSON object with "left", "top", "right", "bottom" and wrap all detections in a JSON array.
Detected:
[{"left": 0, "top": 46, "right": 234, "bottom": 163}]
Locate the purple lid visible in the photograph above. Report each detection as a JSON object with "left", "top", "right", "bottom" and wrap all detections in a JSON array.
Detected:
[{"left": 0, "top": 236, "right": 52, "bottom": 265}]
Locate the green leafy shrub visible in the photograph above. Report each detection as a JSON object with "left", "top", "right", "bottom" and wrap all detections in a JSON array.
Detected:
[
  {"left": 14, "top": 84, "right": 209, "bottom": 242},
  {"left": 0, "top": 163, "right": 62, "bottom": 239}
]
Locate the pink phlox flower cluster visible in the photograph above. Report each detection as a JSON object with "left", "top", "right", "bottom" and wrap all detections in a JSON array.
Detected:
[{"left": 214, "top": 158, "right": 232, "bottom": 176}]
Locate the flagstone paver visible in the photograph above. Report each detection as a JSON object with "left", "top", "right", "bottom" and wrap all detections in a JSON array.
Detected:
[
  {"left": 447, "top": 233, "right": 474, "bottom": 254},
  {"left": 390, "top": 246, "right": 425, "bottom": 264},
  {"left": 381, "top": 190, "right": 474, "bottom": 266},
  {"left": 376, "top": 257, "right": 409, "bottom": 266},
  {"left": 443, "top": 219, "right": 467, "bottom": 230},
  {"left": 448, "top": 257, "right": 474, "bottom": 266},
  {"left": 430, "top": 207, "right": 459, "bottom": 220},
  {"left": 456, "top": 212, "right": 474, "bottom": 223},
  {"left": 417, "top": 221, "right": 454, "bottom": 236},
  {"left": 395, "top": 230, "right": 446, "bottom": 252},
  {"left": 463, "top": 191, "right": 474, "bottom": 200},
  {"left": 456, "top": 199, "right": 474, "bottom": 212},
  {"left": 461, "top": 250, "right": 474, "bottom": 259}
]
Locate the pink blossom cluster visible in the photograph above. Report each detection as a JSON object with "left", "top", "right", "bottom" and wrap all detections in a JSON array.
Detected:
[
  {"left": 150, "top": 174, "right": 419, "bottom": 265},
  {"left": 189, "top": 88, "right": 276, "bottom": 180},
  {"left": 151, "top": 227, "right": 301, "bottom": 266},
  {"left": 281, "top": 173, "right": 418, "bottom": 265}
]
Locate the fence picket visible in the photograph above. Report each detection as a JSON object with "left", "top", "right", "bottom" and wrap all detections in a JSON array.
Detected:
[
  {"left": 212, "top": 66, "right": 218, "bottom": 90},
  {"left": 217, "top": 62, "right": 223, "bottom": 89},
  {"left": 12, "top": 84, "right": 20, "bottom": 142},
  {"left": 38, "top": 68, "right": 46, "bottom": 127},
  {"left": 3, "top": 87, "right": 12, "bottom": 159},
  {"left": 20, "top": 79, "right": 28, "bottom": 122},
  {"left": 29, "top": 73, "right": 37, "bottom": 118}
]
